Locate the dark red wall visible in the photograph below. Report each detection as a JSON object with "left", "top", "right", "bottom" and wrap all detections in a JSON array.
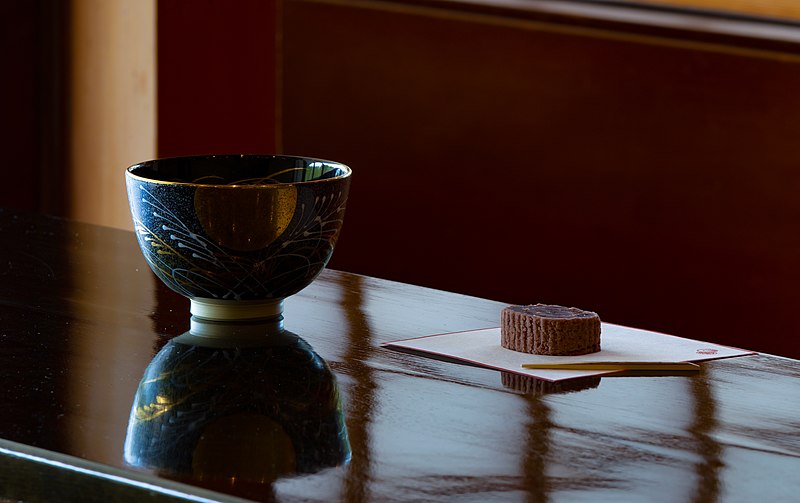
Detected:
[
  {"left": 0, "top": 1, "right": 51, "bottom": 212},
  {"left": 157, "top": 0, "right": 278, "bottom": 158},
  {"left": 281, "top": 1, "right": 800, "bottom": 359},
  {"left": 154, "top": 0, "right": 800, "bottom": 359}
]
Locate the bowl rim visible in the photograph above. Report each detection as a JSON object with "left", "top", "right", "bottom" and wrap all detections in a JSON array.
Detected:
[{"left": 125, "top": 154, "right": 352, "bottom": 188}]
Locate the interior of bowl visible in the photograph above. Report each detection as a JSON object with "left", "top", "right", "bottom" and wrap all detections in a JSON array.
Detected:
[{"left": 127, "top": 155, "right": 350, "bottom": 185}]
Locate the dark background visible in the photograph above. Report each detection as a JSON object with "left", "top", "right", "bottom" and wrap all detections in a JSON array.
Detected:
[{"left": 2, "top": 0, "right": 800, "bottom": 359}]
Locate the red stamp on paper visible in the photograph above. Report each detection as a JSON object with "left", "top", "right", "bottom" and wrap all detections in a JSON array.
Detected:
[{"left": 696, "top": 348, "right": 719, "bottom": 355}]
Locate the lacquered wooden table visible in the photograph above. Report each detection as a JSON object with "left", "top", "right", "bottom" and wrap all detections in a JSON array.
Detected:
[{"left": 1, "top": 208, "right": 798, "bottom": 502}]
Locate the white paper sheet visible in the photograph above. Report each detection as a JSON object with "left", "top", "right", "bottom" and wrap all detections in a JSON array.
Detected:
[{"left": 383, "top": 323, "right": 756, "bottom": 382}]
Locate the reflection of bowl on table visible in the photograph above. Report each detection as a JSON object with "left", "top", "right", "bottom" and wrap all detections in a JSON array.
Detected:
[
  {"left": 125, "top": 155, "right": 352, "bottom": 321},
  {"left": 124, "top": 317, "right": 350, "bottom": 499}
]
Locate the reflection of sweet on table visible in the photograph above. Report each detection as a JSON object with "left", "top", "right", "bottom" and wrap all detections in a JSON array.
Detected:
[{"left": 501, "top": 372, "right": 601, "bottom": 395}]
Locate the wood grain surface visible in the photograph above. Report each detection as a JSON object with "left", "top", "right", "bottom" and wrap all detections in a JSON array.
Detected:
[{"left": 0, "top": 209, "right": 797, "bottom": 502}]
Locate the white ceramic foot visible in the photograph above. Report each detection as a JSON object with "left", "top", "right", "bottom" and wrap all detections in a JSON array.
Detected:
[{"left": 190, "top": 298, "right": 285, "bottom": 321}]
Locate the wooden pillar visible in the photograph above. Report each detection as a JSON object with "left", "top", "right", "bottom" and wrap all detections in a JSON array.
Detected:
[{"left": 68, "top": 0, "right": 157, "bottom": 230}]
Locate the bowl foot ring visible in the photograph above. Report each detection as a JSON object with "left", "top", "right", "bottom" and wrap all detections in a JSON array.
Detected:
[{"left": 190, "top": 298, "right": 285, "bottom": 321}]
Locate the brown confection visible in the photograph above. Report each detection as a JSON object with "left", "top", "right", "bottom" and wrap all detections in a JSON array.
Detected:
[{"left": 501, "top": 304, "right": 601, "bottom": 356}]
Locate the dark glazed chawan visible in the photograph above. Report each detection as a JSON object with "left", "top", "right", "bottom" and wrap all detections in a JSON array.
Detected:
[{"left": 125, "top": 155, "right": 351, "bottom": 320}]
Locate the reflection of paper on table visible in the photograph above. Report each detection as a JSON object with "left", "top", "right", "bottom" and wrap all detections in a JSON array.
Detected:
[{"left": 383, "top": 323, "right": 756, "bottom": 382}]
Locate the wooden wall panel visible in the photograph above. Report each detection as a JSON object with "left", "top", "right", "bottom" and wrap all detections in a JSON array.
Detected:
[
  {"left": 1, "top": 1, "right": 40, "bottom": 212},
  {"left": 63, "top": 0, "right": 279, "bottom": 230},
  {"left": 636, "top": 0, "right": 800, "bottom": 22},
  {"left": 0, "top": 1, "right": 67, "bottom": 216},
  {"left": 281, "top": 0, "right": 800, "bottom": 358},
  {"left": 157, "top": 0, "right": 279, "bottom": 158},
  {"left": 68, "top": 0, "right": 157, "bottom": 230}
]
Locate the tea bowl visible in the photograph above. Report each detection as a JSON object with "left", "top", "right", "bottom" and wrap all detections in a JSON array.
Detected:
[{"left": 125, "top": 155, "right": 351, "bottom": 321}]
